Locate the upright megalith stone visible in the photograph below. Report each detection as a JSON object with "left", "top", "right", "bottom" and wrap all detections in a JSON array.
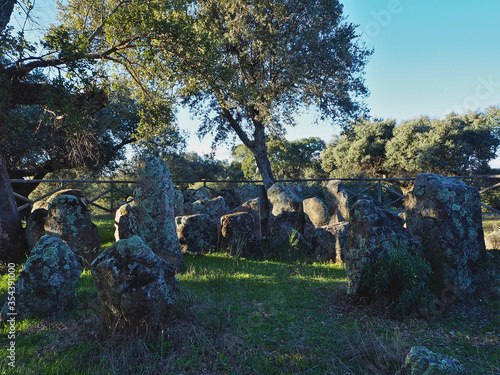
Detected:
[
  {"left": 25, "top": 206, "right": 48, "bottom": 251},
  {"left": 176, "top": 214, "right": 217, "bottom": 254},
  {"left": 346, "top": 199, "right": 422, "bottom": 299},
  {"left": 45, "top": 194, "right": 100, "bottom": 268},
  {"left": 220, "top": 212, "right": 262, "bottom": 257},
  {"left": 267, "top": 183, "right": 305, "bottom": 235},
  {"left": 0, "top": 236, "right": 82, "bottom": 321},
  {"left": 405, "top": 173, "right": 487, "bottom": 297},
  {"left": 91, "top": 236, "right": 179, "bottom": 337},
  {"left": 303, "top": 196, "right": 329, "bottom": 227},
  {"left": 115, "top": 157, "right": 184, "bottom": 272},
  {"left": 323, "top": 180, "right": 350, "bottom": 220}
]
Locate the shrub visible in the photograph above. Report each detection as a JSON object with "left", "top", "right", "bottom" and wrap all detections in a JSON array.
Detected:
[{"left": 361, "top": 246, "right": 434, "bottom": 315}]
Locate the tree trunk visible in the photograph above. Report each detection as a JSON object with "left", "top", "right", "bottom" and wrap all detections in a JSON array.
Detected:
[
  {"left": 251, "top": 122, "right": 276, "bottom": 191},
  {"left": 0, "top": 151, "right": 27, "bottom": 262},
  {"left": 0, "top": 0, "right": 15, "bottom": 34}
]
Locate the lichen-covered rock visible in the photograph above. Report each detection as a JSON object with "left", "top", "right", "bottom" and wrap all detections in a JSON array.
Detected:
[
  {"left": 397, "top": 346, "right": 466, "bottom": 375},
  {"left": 303, "top": 222, "right": 348, "bottom": 263},
  {"left": 176, "top": 214, "right": 217, "bottom": 254},
  {"left": 216, "top": 188, "right": 241, "bottom": 210},
  {"left": 220, "top": 212, "right": 262, "bottom": 258},
  {"left": 267, "top": 183, "right": 305, "bottom": 235},
  {"left": 173, "top": 187, "right": 184, "bottom": 217},
  {"left": 25, "top": 207, "right": 48, "bottom": 251},
  {"left": 405, "top": 173, "right": 487, "bottom": 297},
  {"left": 114, "top": 203, "right": 140, "bottom": 242},
  {"left": 115, "top": 157, "right": 184, "bottom": 272},
  {"left": 192, "top": 196, "right": 228, "bottom": 218},
  {"left": 45, "top": 194, "right": 100, "bottom": 268},
  {"left": 0, "top": 236, "right": 82, "bottom": 320},
  {"left": 231, "top": 197, "right": 264, "bottom": 239},
  {"left": 48, "top": 189, "right": 89, "bottom": 208},
  {"left": 303, "top": 197, "right": 329, "bottom": 227},
  {"left": 91, "top": 236, "right": 179, "bottom": 337},
  {"left": 239, "top": 184, "right": 266, "bottom": 205},
  {"left": 323, "top": 180, "right": 350, "bottom": 220},
  {"left": 183, "top": 188, "right": 210, "bottom": 214},
  {"left": 485, "top": 231, "right": 500, "bottom": 250},
  {"left": 346, "top": 199, "right": 422, "bottom": 299}
]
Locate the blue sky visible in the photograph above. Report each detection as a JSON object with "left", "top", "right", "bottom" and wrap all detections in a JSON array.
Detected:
[{"left": 12, "top": 0, "right": 500, "bottom": 164}]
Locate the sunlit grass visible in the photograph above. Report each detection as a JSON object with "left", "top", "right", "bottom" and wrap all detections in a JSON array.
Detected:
[{"left": 0, "top": 217, "right": 498, "bottom": 374}]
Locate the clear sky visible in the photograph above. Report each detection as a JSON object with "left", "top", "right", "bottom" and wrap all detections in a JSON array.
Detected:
[{"left": 12, "top": 0, "right": 500, "bottom": 164}]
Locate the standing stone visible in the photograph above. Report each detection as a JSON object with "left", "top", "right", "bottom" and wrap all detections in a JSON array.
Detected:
[
  {"left": 231, "top": 197, "right": 263, "bottom": 239},
  {"left": 176, "top": 214, "right": 217, "bottom": 254},
  {"left": 405, "top": 173, "right": 487, "bottom": 297},
  {"left": 267, "top": 183, "right": 305, "bottom": 234},
  {"left": 397, "top": 346, "right": 466, "bottom": 375},
  {"left": 220, "top": 212, "right": 262, "bottom": 258},
  {"left": 346, "top": 199, "right": 422, "bottom": 299},
  {"left": 91, "top": 236, "right": 179, "bottom": 337},
  {"left": 0, "top": 236, "right": 82, "bottom": 320},
  {"left": 216, "top": 188, "right": 241, "bottom": 210},
  {"left": 323, "top": 180, "right": 350, "bottom": 220},
  {"left": 25, "top": 206, "right": 48, "bottom": 250},
  {"left": 303, "top": 196, "right": 329, "bottom": 227},
  {"left": 115, "top": 157, "right": 184, "bottom": 272},
  {"left": 45, "top": 194, "right": 100, "bottom": 268}
]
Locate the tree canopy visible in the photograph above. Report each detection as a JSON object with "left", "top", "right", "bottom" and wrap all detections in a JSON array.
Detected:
[{"left": 321, "top": 108, "right": 500, "bottom": 178}]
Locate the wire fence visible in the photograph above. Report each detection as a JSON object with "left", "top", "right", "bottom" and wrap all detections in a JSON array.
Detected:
[{"left": 10, "top": 175, "right": 500, "bottom": 215}]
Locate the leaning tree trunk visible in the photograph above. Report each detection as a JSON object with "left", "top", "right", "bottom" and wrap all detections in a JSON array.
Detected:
[
  {"left": 0, "top": 0, "right": 15, "bottom": 34},
  {"left": 0, "top": 151, "right": 27, "bottom": 262},
  {"left": 251, "top": 121, "right": 276, "bottom": 191}
]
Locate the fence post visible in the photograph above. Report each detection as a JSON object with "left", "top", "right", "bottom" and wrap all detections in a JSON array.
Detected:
[
  {"left": 110, "top": 182, "right": 114, "bottom": 212},
  {"left": 377, "top": 180, "right": 382, "bottom": 204}
]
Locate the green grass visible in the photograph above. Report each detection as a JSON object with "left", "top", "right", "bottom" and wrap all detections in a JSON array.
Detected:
[{"left": 0, "top": 218, "right": 498, "bottom": 374}]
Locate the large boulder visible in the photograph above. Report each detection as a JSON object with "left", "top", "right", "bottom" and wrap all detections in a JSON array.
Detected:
[
  {"left": 215, "top": 188, "right": 241, "bottom": 210},
  {"left": 47, "top": 188, "right": 89, "bottom": 208},
  {"left": 1, "top": 236, "right": 82, "bottom": 320},
  {"left": 267, "top": 183, "right": 305, "bottom": 235},
  {"left": 25, "top": 206, "right": 48, "bottom": 251},
  {"left": 45, "top": 194, "right": 100, "bottom": 268},
  {"left": 239, "top": 184, "right": 266, "bottom": 205},
  {"left": 191, "top": 196, "right": 228, "bottom": 219},
  {"left": 231, "top": 197, "right": 264, "bottom": 239},
  {"left": 115, "top": 157, "right": 184, "bottom": 272},
  {"left": 405, "top": 173, "right": 487, "bottom": 297},
  {"left": 346, "top": 199, "right": 422, "bottom": 299},
  {"left": 220, "top": 212, "right": 262, "bottom": 258},
  {"left": 176, "top": 214, "right": 217, "bottom": 254},
  {"left": 91, "top": 236, "right": 179, "bottom": 337},
  {"left": 323, "top": 180, "right": 350, "bottom": 220},
  {"left": 303, "top": 196, "right": 329, "bottom": 227},
  {"left": 397, "top": 346, "right": 466, "bottom": 375}
]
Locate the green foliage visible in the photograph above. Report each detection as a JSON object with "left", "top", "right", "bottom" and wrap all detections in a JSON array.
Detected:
[
  {"left": 233, "top": 136, "right": 327, "bottom": 180},
  {"left": 321, "top": 118, "right": 395, "bottom": 177},
  {"left": 361, "top": 246, "right": 434, "bottom": 315},
  {"left": 321, "top": 108, "right": 500, "bottom": 178}
]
